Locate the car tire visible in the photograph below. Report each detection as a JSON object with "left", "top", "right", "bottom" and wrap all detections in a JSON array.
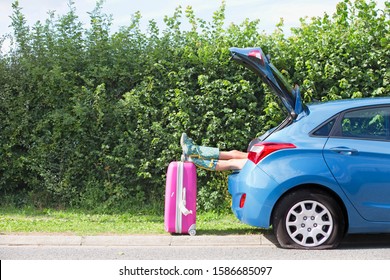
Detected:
[{"left": 272, "top": 188, "right": 345, "bottom": 249}]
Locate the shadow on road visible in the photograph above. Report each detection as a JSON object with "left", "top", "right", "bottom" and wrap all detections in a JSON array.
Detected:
[
  {"left": 339, "top": 233, "right": 390, "bottom": 249},
  {"left": 261, "top": 233, "right": 390, "bottom": 249},
  {"left": 194, "top": 229, "right": 390, "bottom": 249}
]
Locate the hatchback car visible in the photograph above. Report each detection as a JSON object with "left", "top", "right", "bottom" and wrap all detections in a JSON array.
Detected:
[{"left": 228, "top": 47, "right": 390, "bottom": 249}]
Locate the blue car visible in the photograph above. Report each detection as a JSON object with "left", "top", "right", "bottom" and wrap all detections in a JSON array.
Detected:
[{"left": 228, "top": 47, "right": 390, "bottom": 249}]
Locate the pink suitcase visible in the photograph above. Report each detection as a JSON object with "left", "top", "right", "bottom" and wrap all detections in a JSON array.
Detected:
[{"left": 164, "top": 161, "right": 197, "bottom": 235}]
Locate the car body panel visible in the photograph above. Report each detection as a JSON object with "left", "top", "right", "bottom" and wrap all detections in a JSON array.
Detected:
[
  {"left": 324, "top": 135, "right": 390, "bottom": 222},
  {"left": 228, "top": 149, "right": 345, "bottom": 228}
]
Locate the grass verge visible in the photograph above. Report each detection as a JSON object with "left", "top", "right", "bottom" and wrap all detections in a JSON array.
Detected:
[{"left": 0, "top": 206, "right": 267, "bottom": 235}]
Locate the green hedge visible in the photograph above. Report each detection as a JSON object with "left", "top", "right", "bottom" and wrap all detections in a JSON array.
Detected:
[{"left": 0, "top": 0, "right": 388, "bottom": 211}]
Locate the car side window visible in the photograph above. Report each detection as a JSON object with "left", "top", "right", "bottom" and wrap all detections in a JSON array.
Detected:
[
  {"left": 312, "top": 118, "right": 336, "bottom": 137},
  {"left": 340, "top": 107, "right": 389, "bottom": 140}
]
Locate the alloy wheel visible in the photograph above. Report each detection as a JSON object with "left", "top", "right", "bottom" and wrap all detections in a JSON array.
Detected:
[{"left": 285, "top": 200, "right": 333, "bottom": 247}]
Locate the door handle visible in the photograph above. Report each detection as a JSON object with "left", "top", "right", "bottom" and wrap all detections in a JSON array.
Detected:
[{"left": 329, "top": 147, "right": 358, "bottom": 155}]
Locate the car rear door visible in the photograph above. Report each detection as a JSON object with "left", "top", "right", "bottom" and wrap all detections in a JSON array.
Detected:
[
  {"left": 229, "top": 47, "right": 304, "bottom": 119},
  {"left": 323, "top": 105, "right": 390, "bottom": 222}
]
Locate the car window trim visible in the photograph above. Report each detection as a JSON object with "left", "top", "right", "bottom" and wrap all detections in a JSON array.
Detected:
[{"left": 309, "top": 115, "right": 339, "bottom": 138}]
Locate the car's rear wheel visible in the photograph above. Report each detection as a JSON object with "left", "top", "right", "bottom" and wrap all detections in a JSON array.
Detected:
[{"left": 272, "top": 188, "right": 345, "bottom": 249}]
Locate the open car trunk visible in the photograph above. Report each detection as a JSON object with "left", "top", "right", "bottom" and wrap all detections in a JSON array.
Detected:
[{"left": 229, "top": 47, "right": 304, "bottom": 119}]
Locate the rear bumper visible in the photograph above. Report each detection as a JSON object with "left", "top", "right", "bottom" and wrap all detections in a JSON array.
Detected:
[{"left": 228, "top": 161, "right": 279, "bottom": 228}]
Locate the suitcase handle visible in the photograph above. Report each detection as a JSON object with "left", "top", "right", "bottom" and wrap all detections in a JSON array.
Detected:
[{"left": 179, "top": 187, "right": 193, "bottom": 216}]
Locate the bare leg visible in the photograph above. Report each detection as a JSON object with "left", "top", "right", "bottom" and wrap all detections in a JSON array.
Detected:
[
  {"left": 215, "top": 158, "right": 248, "bottom": 171},
  {"left": 215, "top": 150, "right": 248, "bottom": 171},
  {"left": 219, "top": 150, "right": 248, "bottom": 160}
]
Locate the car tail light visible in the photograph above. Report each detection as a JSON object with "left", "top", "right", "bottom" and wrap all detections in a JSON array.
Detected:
[
  {"left": 248, "top": 50, "right": 264, "bottom": 65},
  {"left": 239, "top": 194, "right": 246, "bottom": 208},
  {"left": 248, "top": 142, "right": 296, "bottom": 164}
]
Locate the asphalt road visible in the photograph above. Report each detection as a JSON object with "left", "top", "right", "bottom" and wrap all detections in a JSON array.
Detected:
[{"left": 1, "top": 233, "right": 390, "bottom": 260}]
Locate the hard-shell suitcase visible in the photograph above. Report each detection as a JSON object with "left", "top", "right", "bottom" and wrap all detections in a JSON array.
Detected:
[{"left": 164, "top": 160, "right": 197, "bottom": 236}]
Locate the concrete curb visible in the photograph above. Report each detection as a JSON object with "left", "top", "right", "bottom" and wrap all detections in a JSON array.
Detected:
[
  {"left": 2, "top": 233, "right": 390, "bottom": 248},
  {"left": 0, "top": 234, "right": 277, "bottom": 247}
]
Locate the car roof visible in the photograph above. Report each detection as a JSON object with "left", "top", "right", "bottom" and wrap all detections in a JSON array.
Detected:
[{"left": 307, "top": 97, "right": 390, "bottom": 117}]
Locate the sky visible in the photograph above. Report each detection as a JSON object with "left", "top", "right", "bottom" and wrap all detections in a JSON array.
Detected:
[{"left": 0, "top": 0, "right": 387, "bottom": 52}]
